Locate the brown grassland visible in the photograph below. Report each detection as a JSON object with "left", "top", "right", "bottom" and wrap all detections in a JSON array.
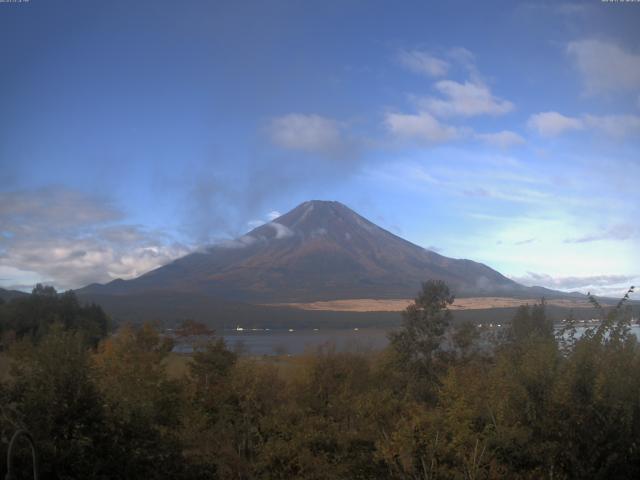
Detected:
[{"left": 270, "top": 296, "right": 605, "bottom": 312}]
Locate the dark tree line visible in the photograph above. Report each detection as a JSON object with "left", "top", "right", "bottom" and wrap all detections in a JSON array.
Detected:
[
  {"left": 0, "top": 284, "right": 110, "bottom": 347},
  {"left": 0, "top": 281, "right": 638, "bottom": 479}
]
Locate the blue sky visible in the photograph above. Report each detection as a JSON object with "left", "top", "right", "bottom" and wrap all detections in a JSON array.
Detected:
[{"left": 1, "top": 0, "right": 639, "bottom": 296}]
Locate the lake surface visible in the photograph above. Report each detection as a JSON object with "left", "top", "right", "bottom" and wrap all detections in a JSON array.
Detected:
[
  {"left": 172, "top": 324, "right": 640, "bottom": 356},
  {"left": 173, "top": 328, "right": 394, "bottom": 356}
]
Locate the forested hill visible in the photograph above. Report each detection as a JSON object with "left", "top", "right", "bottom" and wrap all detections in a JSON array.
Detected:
[{"left": 0, "top": 288, "right": 28, "bottom": 302}]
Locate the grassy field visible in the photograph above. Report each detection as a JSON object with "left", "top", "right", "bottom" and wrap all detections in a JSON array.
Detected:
[{"left": 270, "top": 296, "right": 611, "bottom": 312}]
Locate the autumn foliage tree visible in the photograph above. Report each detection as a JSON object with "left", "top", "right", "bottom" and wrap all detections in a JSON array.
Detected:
[{"left": 1, "top": 283, "right": 639, "bottom": 479}]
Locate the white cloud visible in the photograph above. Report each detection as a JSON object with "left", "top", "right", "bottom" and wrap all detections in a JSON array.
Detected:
[
  {"left": 398, "top": 49, "right": 449, "bottom": 77},
  {"left": 447, "top": 47, "right": 476, "bottom": 72},
  {"left": 567, "top": 39, "right": 640, "bottom": 95},
  {"left": 527, "top": 111, "right": 584, "bottom": 136},
  {"left": 583, "top": 114, "right": 640, "bottom": 138},
  {"left": 268, "top": 113, "right": 348, "bottom": 155},
  {"left": 511, "top": 271, "right": 638, "bottom": 293},
  {"left": 1, "top": 231, "right": 188, "bottom": 290},
  {"left": 389, "top": 47, "right": 515, "bottom": 148},
  {"left": 528, "top": 111, "right": 640, "bottom": 138},
  {"left": 475, "top": 130, "right": 525, "bottom": 148},
  {"left": 370, "top": 161, "right": 557, "bottom": 207},
  {"left": 247, "top": 219, "right": 265, "bottom": 229},
  {"left": 555, "top": 2, "right": 591, "bottom": 16},
  {"left": 385, "top": 111, "right": 460, "bottom": 144},
  {"left": 418, "top": 80, "right": 514, "bottom": 117},
  {"left": 217, "top": 234, "right": 257, "bottom": 249},
  {"left": 564, "top": 224, "right": 638, "bottom": 244},
  {"left": 0, "top": 187, "right": 189, "bottom": 290},
  {"left": 0, "top": 188, "right": 122, "bottom": 229},
  {"left": 269, "top": 222, "right": 294, "bottom": 239},
  {"left": 216, "top": 219, "right": 294, "bottom": 248},
  {"left": 248, "top": 211, "right": 283, "bottom": 230}
]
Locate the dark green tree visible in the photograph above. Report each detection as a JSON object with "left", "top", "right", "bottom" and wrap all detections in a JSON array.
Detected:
[
  {"left": 388, "top": 280, "right": 455, "bottom": 401},
  {"left": 0, "top": 285, "right": 110, "bottom": 346},
  {"left": 508, "top": 300, "right": 553, "bottom": 344},
  {"left": 3, "top": 326, "right": 110, "bottom": 479}
]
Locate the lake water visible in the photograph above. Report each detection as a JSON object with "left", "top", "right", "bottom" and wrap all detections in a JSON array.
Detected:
[
  {"left": 172, "top": 324, "right": 640, "bottom": 356},
  {"left": 173, "top": 328, "right": 393, "bottom": 356}
]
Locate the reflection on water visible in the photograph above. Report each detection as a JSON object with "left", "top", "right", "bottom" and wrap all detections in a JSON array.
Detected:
[{"left": 171, "top": 324, "right": 640, "bottom": 356}]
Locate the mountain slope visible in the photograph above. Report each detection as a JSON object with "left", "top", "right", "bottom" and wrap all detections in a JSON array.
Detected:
[
  {"left": 80, "top": 200, "right": 528, "bottom": 302},
  {"left": 0, "top": 287, "right": 29, "bottom": 302}
]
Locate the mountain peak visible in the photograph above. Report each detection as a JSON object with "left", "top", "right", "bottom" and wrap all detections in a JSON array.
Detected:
[
  {"left": 80, "top": 199, "right": 523, "bottom": 302},
  {"left": 284, "top": 200, "right": 352, "bottom": 219},
  {"left": 300, "top": 199, "right": 345, "bottom": 207},
  {"left": 267, "top": 200, "right": 377, "bottom": 236}
]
